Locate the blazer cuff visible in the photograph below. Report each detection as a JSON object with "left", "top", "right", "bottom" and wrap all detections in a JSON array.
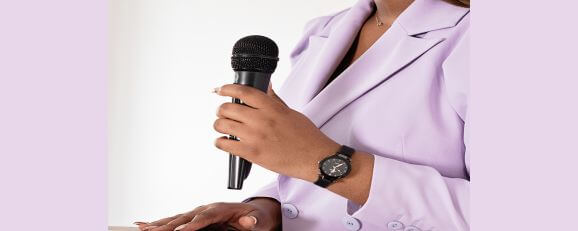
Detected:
[
  {"left": 242, "top": 179, "right": 280, "bottom": 203},
  {"left": 345, "top": 155, "right": 469, "bottom": 231}
]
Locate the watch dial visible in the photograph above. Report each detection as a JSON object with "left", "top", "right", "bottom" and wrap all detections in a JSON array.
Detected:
[{"left": 321, "top": 158, "right": 349, "bottom": 177}]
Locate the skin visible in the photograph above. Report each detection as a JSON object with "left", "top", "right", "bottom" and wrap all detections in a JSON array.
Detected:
[{"left": 137, "top": 1, "right": 416, "bottom": 230}]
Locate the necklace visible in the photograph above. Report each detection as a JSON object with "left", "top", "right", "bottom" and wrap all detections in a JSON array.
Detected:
[{"left": 375, "top": 13, "right": 384, "bottom": 27}]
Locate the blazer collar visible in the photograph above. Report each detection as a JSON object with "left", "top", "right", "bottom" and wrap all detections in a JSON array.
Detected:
[
  {"left": 316, "top": 0, "right": 470, "bottom": 37},
  {"left": 286, "top": 0, "right": 374, "bottom": 107},
  {"left": 396, "top": 0, "right": 470, "bottom": 36},
  {"left": 281, "top": 0, "right": 469, "bottom": 128}
]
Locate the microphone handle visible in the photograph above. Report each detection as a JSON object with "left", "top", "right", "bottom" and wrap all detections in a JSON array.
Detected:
[{"left": 228, "top": 71, "right": 271, "bottom": 190}]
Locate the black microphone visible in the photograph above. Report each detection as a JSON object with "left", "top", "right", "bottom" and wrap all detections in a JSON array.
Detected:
[{"left": 228, "top": 35, "right": 279, "bottom": 190}]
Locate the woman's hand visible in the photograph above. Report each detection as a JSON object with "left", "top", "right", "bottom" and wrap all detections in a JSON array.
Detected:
[
  {"left": 213, "top": 83, "right": 340, "bottom": 182},
  {"left": 135, "top": 198, "right": 281, "bottom": 231}
]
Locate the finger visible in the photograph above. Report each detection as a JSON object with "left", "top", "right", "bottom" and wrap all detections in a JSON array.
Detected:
[
  {"left": 216, "top": 102, "right": 259, "bottom": 123},
  {"left": 238, "top": 209, "right": 273, "bottom": 231},
  {"left": 213, "top": 118, "right": 252, "bottom": 139},
  {"left": 135, "top": 223, "right": 153, "bottom": 231},
  {"left": 133, "top": 222, "right": 148, "bottom": 230},
  {"left": 215, "top": 84, "right": 275, "bottom": 109},
  {"left": 238, "top": 216, "right": 258, "bottom": 230},
  {"left": 150, "top": 206, "right": 208, "bottom": 231},
  {"left": 181, "top": 206, "right": 239, "bottom": 231},
  {"left": 139, "top": 214, "right": 182, "bottom": 230},
  {"left": 214, "top": 136, "right": 253, "bottom": 157},
  {"left": 152, "top": 215, "right": 195, "bottom": 231}
]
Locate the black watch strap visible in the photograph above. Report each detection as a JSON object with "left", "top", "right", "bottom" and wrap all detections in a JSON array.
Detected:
[
  {"left": 338, "top": 145, "right": 355, "bottom": 158},
  {"left": 314, "top": 177, "right": 333, "bottom": 188}
]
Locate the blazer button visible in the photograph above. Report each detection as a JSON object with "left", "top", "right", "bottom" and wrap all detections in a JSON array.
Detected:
[
  {"left": 404, "top": 226, "right": 422, "bottom": 231},
  {"left": 387, "top": 221, "right": 405, "bottom": 230},
  {"left": 281, "top": 203, "right": 299, "bottom": 219},
  {"left": 342, "top": 216, "right": 362, "bottom": 231}
]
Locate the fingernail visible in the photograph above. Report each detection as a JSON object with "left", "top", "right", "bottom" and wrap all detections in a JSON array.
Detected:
[
  {"left": 133, "top": 222, "right": 148, "bottom": 225},
  {"left": 249, "top": 216, "right": 258, "bottom": 225},
  {"left": 143, "top": 226, "right": 158, "bottom": 231},
  {"left": 212, "top": 87, "right": 220, "bottom": 94},
  {"left": 175, "top": 224, "right": 187, "bottom": 231}
]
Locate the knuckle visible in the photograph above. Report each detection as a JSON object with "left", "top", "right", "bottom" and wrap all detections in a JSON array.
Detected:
[
  {"left": 236, "top": 88, "right": 248, "bottom": 98},
  {"left": 248, "top": 131, "right": 267, "bottom": 144},
  {"left": 211, "top": 202, "right": 226, "bottom": 207},
  {"left": 184, "top": 214, "right": 195, "bottom": 220},
  {"left": 202, "top": 209, "right": 217, "bottom": 217},
  {"left": 246, "top": 145, "right": 260, "bottom": 157},
  {"left": 222, "top": 102, "right": 235, "bottom": 112},
  {"left": 255, "top": 132, "right": 267, "bottom": 140},
  {"left": 193, "top": 212, "right": 211, "bottom": 221}
]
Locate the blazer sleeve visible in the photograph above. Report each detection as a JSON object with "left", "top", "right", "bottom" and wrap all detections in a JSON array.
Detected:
[
  {"left": 348, "top": 29, "right": 471, "bottom": 231},
  {"left": 242, "top": 180, "right": 280, "bottom": 203}
]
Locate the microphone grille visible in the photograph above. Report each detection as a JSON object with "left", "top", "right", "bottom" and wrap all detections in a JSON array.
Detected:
[{"left": 231, "top": 35, "right": 279, "bottom": 73}]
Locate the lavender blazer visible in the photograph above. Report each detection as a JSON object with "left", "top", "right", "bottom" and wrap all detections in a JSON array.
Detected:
[{"left": 249, "top": 0, "right": 470, "bottom": 230}]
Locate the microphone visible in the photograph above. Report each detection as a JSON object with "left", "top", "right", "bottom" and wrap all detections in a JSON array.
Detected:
[{"left": 228, "top": 35, "right": 279, "bottom": 190}]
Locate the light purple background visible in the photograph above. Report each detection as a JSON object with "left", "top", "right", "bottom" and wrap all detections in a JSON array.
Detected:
[
  {"left": 471, "top": 0, "right": 578, "bottom": 230},
  {"left": 1, "top": 0, "right": 577, "bottom": 230},
  {"left": 0, "top": 0, "right": 107, "bottom": 230}
]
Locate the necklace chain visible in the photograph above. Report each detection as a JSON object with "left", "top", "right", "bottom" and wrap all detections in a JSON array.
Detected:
[{"left": 375, "top": 14, "right": 384, "bottom": 27}]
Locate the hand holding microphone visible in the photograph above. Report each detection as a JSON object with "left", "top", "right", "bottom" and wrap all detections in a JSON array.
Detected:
[
  {"left": 214, "top": 37, "right": 341, "bottom": 189},
  {"left": 226, "top": 35, "right": 280, "bottom": 189}
]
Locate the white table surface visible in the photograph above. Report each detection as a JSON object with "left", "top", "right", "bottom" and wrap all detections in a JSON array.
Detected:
[{"left": 108, "top": 227, "right": 140, "bottom": 231}]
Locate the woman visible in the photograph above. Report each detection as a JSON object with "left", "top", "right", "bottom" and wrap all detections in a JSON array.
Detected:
[{"left": 137, "top": 0, "right": 470, "bottom": 230}]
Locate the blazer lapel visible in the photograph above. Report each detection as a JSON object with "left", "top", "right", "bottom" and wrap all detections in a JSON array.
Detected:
[
  {"left": 298, "top": 0, "right": 469, "bottom": 128},
  {"left": 278, "top": 35, "right": 328, "bottom": 111},
  {"left": 302, "top": 29, "right": 444, "bottom": 127},
  {"left": 278, "top": 0, "right": 374, "bottom": 111}
]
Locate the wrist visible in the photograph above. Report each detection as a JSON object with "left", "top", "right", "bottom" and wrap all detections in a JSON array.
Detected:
[{"left": 299, "top": 139, "right": 341, "bottom": 183}]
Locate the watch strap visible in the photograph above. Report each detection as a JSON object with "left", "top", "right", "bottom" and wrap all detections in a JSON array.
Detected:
[
  {"left": 314, "top": 177, "right": 333, "bottom": 188},
  {"left": 337, "top": 145, "right": 355, "bottom": 158}
]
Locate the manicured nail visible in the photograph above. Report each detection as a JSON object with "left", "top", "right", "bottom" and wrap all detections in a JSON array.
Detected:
[
  {"left": 175, "top": 224, "right": 187, "bottom": 231},
  {"left": 249, "top": 216, "right": 258, "bottom": 225},
  {"left": 212, "top": 87, "right": 220, "bottom": 93}
]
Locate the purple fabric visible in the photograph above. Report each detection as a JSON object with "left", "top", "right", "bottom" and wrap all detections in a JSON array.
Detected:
[{"left": 249, "top": 0, "right": 470, "bottom": 230}]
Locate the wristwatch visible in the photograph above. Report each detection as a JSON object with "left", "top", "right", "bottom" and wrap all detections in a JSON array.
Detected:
[{"left": 314, "top": 145, "right": 355, "bottom": 188}]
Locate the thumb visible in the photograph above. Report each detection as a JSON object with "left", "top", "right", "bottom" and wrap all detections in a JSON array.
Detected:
[
  {"left": 267, "top": 82, "right": 287, "bottom": 107},
  {"left": 238, "top": 215, "right": 258, "bottom": 230},
  {"left": 238, "top": 208, "right": 274, "bottom": 231}
]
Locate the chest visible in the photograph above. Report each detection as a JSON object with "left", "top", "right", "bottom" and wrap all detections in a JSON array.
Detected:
[
  {"left": 327, "top": 15, "right": 387, "bottom": 86},
  {"left": 279, "top": 22, "right": 467, "bottom": 179},
  {"left": 319, "top": 51, "right": 467, "bottom": 178}
]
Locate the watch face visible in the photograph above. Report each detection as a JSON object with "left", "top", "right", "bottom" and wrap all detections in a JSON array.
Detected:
[{"left": 320, "top": 157, "right": 350, "bottom": 177}]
